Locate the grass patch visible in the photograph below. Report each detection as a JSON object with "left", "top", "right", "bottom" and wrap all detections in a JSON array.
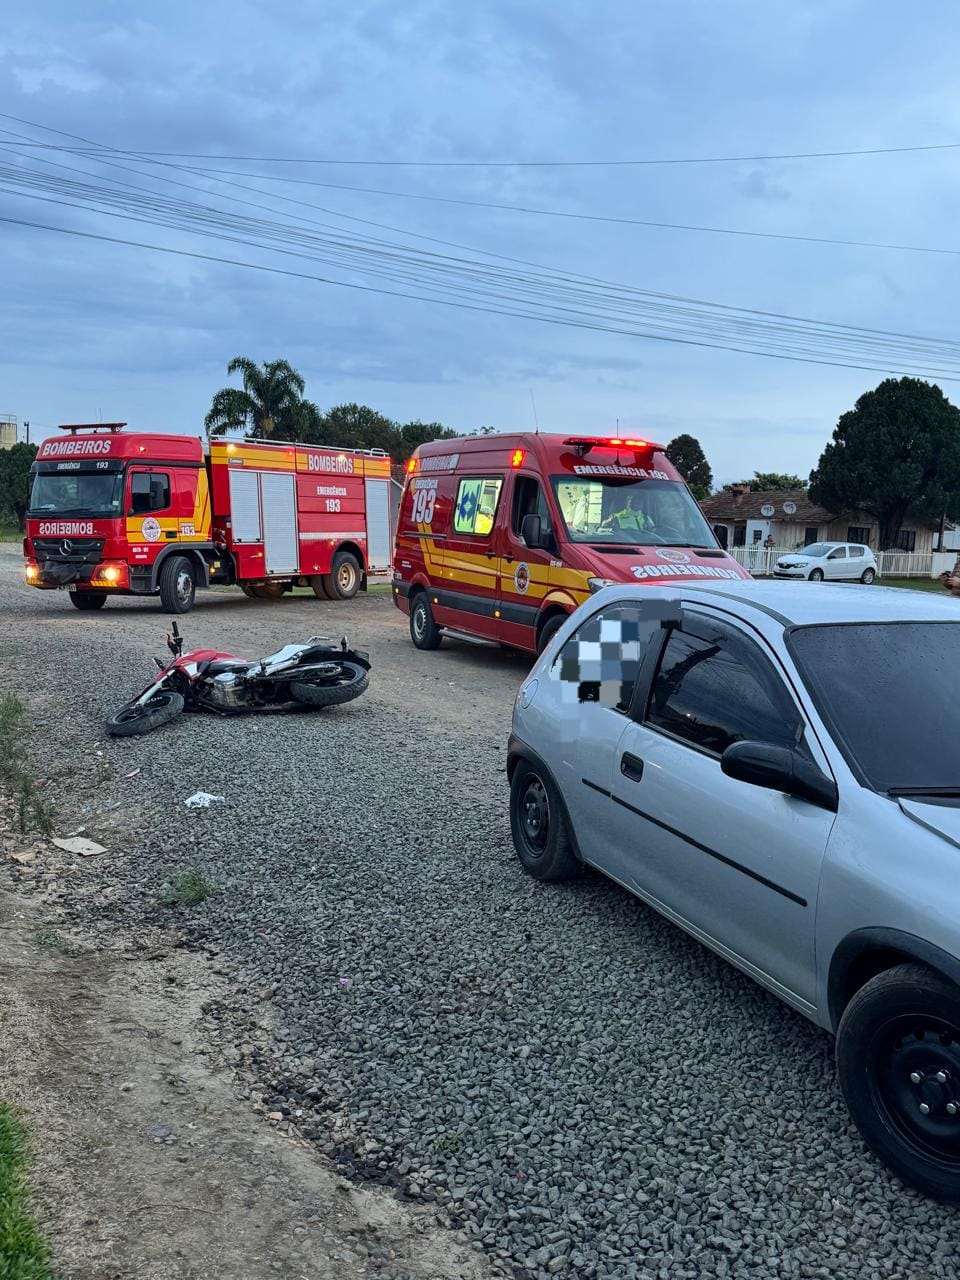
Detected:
[
  {"left": 0, "top": 1104, "right": 52, "bottom": 1279},
  {"left": 876, "top": 576, "right": 947, "bottom": 593},
  {"left": 0, "top": 696, "right": 54, "bottom": 836},
  {"left": 0, "top": 525, "right": 21, "bottom": 543},
  {"left": 161, "top": 869, "right": 215, "bottom": 908}
]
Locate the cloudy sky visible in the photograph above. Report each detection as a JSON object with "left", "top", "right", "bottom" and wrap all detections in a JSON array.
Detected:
[{"left": 3, "top": 0, "right": 960, "bottom": 483}]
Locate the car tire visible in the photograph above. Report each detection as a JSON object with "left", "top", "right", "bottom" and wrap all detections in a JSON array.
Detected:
[
  {"left": 323, "top": 551, "right": 361, "bottom": 600},
  {"left": 861, "top": 568, "right": 877, "bottom": 584},
  {"left": 537, "top": 613, "right": 566, "bottom": 655},
  {"left": 809, "top": 568, "right": 825, "bottom": 582},
  {"left": 159, "top": 556, "right": 196, "bottom": 613},
  {"left": 69, "top": 591, "right": 107, "bottom": 610},
  {"left": 410, "top": 593, "right": 442, "bottom": 650},
  {"left": 836, "top": 962, "right": 960, "bottom": 1201},
  {"left": 509, "top": 761, "right": 580, "bottom": 881}
]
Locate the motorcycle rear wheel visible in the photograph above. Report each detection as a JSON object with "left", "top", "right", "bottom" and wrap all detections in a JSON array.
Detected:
[
  {"left": 289, "top": 661, "right": 369, "bottom": 708},
  {"left": 106, "top": 690, "right": 185, "bottom": 737}
]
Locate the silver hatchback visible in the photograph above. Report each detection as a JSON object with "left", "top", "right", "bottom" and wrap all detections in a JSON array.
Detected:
[{"left": 508, "top": 580, "right": 960, "bottom": 1199}]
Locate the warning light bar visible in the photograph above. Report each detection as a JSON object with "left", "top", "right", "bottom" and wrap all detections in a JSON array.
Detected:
[
  {"left": 563, "top": 435, "right": 664, "bottom": 457},
  {"left": 57, "top": 422, "right": 127, "bottom": 434}
]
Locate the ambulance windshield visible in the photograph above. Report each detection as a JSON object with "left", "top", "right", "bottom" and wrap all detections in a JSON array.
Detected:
[
  {"left": 29, "top": 470, "right": 124, "bottom": 518},
  {"left": 551, "top": 477, "right": 716, "bottom": 548}
]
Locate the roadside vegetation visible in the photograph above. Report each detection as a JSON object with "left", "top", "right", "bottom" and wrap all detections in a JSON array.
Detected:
[
  {"left": 0, "top": 1104, "right": 52, "bottom": 1280},
  {"left": 161, "top": 869, "right": 215, "bottom": 907},
  {"left": 0, "top": 696, "right": 53, "bottom": 836}
]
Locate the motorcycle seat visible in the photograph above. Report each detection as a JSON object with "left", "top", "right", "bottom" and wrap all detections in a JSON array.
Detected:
[{"left": 198, "top": 658, "right": 248, "bottom": 678}]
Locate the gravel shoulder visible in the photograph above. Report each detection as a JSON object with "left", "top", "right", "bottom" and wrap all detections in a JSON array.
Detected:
[{"left": 1, "top": 542, "right": 958, "bottom": 1280}]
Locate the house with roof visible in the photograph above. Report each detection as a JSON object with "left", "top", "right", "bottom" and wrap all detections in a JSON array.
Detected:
[{"left": 698, "top": 486, "right": 942, "bottom": 554}]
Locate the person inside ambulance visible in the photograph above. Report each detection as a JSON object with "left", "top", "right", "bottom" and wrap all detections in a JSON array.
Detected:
[
  {"left": 475, "top": 503, "right": 495, "bottom": 536},
  {"left": 601, "top": 492, "right": 651, "bottom": 533}
]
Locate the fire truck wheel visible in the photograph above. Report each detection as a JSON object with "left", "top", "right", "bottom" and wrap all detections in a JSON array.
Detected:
[
  {"left": 410, "top": 594, "right": 442, "bottom": 650},
  {"left": 250, "top": 583, "right": 284, "bottom": 600},
  {"left": 323, "top": 552, "right": 361, "bottom": 600},
  {"left": 290, "top": 661, "right": 370, "bottom": 707},
  {"left": 105, "top": 690, "right": 185, "bottom": 737},
  {"left": 159, "top": 556, "right": 196, "bottom": 613},
  {"left": 309, "top": 575, "right": 331, "bottom": 600},
  {"left": 69, "top": 591, "right": 107, "bottom": 610}
]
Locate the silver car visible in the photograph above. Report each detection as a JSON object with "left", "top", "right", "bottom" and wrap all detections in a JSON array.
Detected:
[
  {"left": 508, "top": 579, "right": 960, "bottom": 1199},
  {"left": 774, "top": 540, "right": 878, "bottom": 583}
]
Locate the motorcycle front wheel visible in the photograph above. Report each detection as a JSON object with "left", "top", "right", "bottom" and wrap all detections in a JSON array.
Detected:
[
  {"left": 289, "top": 661, "right": 369, "bottom": 708},
  {"left": 105, "top": 690, "right": 185, "bottom": 737}
]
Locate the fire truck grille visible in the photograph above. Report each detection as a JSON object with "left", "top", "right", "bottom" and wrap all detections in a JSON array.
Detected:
[{"left": 33, "top": 537, "right": 106, "bottom": 564}]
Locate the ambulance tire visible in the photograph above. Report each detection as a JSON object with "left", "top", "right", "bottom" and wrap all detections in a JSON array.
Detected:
[
  {"left": 309, "top": 575, "right": 331, "bottom": 600},
  {"left": 289, "top": 662, "right": 369, "bottom": 707},
  {"left": 70, "top": 591, "right": 107, "bottom": 610},
  {"left": 159, "top": 556, "right": 196, "bottom": 614},
  {"left": 323, "top": 552, "right": 362, "bottom": 600},
  {"left": 410, "top": 593, "right": 442, "bottom": 650},
  {"left": 536, "top": 613, "right": 566, "bottom": 655},
  {"left": 105, "top": 690, "right": 185, "bottom": 737}
]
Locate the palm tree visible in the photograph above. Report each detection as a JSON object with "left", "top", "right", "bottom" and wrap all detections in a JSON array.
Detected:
[{"left": 204, "top": 357, "right": 307, "bottom": 439}]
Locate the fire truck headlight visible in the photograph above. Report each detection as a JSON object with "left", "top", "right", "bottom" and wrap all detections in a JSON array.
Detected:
[{"left": 24, "top": 563, "right": 39, "bottom": 582}]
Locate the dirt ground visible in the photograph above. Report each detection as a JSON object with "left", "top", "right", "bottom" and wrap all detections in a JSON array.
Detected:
[{"left": 0, "top": 545, "right": 516, "bottom": 1280}]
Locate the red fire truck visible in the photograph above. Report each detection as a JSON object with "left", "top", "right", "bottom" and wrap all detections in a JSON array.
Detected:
[{"left": 23, "top": 424, "right": 394, "bottom": 613}]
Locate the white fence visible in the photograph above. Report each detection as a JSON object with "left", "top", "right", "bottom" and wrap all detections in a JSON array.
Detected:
[{"left": 728, "top": 545, "right": 938, "bottom": 579}]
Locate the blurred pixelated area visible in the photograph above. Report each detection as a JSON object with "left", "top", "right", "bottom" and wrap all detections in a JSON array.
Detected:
[{"left": 555, "top": 598, "right": 681, "bottom": 712}]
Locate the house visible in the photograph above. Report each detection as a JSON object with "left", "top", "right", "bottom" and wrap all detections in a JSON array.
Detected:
[{"left": 698, "top": 486, "right": 939, "bottom": 554}]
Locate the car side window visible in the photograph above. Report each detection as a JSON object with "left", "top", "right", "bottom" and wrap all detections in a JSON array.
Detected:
[
  {"left": 453, "top": 476, "right": 503, "bottom": 536},
  {"left": 645, "top": 618, "right": 807, "bottom": 757},
  {"left": 828, "top": 546, "right": 846, "bottom": 559},
  {"left": 849, "top": 546, "right": 864, "bottom": 558},
  {"left": 554, "top": 603, "right": 662, "bottom": 712},
  {"left": 130, "top": 471, "right": 171, "bottom": 514}
]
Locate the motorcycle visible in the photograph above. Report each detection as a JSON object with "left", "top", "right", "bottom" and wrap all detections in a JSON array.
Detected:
[{"left": 105, "top": 622, "right": 371, "bottom": 737}]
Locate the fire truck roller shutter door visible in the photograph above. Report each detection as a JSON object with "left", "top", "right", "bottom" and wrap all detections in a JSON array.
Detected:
[
  {"left": 260, "top": 472, "right": 299, "bottom": 575},
  {"left": 229, "top": 469, "right": 262, "bottom": 542},
  {"left": 365, "top": 478, "right": 392, "bottom": 571}
]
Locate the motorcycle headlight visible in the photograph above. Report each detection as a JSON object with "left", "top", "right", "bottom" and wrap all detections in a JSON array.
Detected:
[{"left": 588, "top": 577, "right": 616, "bottom": 594}]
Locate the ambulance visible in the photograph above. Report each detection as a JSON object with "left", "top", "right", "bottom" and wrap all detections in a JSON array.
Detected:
[
  {"left": 392, "top": 432, "right": 750, "bottom": 654},
  {"left": 23, "top": 423, "right": 394, "bottom": 612}
]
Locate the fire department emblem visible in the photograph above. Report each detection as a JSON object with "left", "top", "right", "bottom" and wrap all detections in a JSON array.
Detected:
[
  {"left": 141, "top": 517, "right": 161, "bottom": 543},
  {"left": 655, "top": 548, "right": 690, "bottom": 563},
  {"left": 514, "top": 562, "right": 530, "bottom": 594}
]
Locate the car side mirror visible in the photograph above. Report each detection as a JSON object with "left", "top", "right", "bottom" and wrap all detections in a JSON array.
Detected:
[
  {"left": 521, "top": 514, "right": 544, "bottom": 549},
  {"left": 720, "top": 740, "right": 838, "bottom": 811}
]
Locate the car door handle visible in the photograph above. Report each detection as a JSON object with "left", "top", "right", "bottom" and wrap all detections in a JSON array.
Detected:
[{"left": 620, "top": 752, "right": 644, "bottom": 783}]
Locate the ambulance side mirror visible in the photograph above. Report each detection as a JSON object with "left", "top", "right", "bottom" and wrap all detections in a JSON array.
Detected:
[{"left": 521, "top": 514, "right": 544, "bottom": 549}]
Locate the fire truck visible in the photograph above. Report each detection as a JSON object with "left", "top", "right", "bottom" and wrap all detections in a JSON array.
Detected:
[{"left": 23, "top": 423, "right": 394, "bottom": 612}]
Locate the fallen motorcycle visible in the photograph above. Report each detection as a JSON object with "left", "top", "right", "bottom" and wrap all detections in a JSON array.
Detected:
[{"left": 105, "top": 622, "right": 371, "bottom": 737}]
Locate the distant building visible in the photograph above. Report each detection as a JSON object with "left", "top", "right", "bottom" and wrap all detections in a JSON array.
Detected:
[
  {"left": 0, "top": 415, "right": 16, "bottom": 450},
  {"left": 699, "top": 485, "right": 941, "bottom": 554}
]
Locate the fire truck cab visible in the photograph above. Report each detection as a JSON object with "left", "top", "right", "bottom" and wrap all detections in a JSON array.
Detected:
[
  {"left": 24, "top": 423, "right": 394, "bottom": 612},
  {"left": 392, "top": 432, "right": 750, "bottom": 655}
]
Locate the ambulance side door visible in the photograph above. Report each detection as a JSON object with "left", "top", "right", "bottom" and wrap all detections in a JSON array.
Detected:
[
  {"left": 432, "top": 471, "right": 504, "bottom": 638},
  {"left": 497, "top": 474, "right": 558, "bottom": 650}
]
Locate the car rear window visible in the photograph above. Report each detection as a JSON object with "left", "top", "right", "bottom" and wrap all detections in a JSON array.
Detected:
[{"left": 788, "top": 622, "right": 960, "bottom": 792}]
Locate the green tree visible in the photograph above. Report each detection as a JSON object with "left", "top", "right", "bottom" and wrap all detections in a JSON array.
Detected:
[
  {"left": 723, "top": 472, "right": 806, "bottom": 492},
  {"left": 665, "top": 434, "right": 713, "bottom": 499},
  {"left": 397, "top": 420, "right": 460, "bottom": 461},
  {"left": 205, "top": 357, "right": 307, "bottom": 439},
  {"left": 316, "top": 403, "right": 398, "bottom": 453},
  {"left": 810, "top": 377, "right": 960, "bottom": 549},
  {"left": 0, "top": 443, "right": 37, "bottom": 531}
]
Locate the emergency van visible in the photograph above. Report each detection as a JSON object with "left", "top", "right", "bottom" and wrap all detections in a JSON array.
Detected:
[
  {"left": 392, "top": 432, "right": 750, "bottom": 654},
  {"left": 24, "top": 423, "right": 394, "bottom": 612}
]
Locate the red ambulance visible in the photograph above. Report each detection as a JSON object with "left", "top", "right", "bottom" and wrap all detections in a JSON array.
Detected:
[
  {"left": 392, "top": 432, "right": 750, "bottom": 654},
  {"left": 23, "top": 423, "right": 394, "bottom": 612}
]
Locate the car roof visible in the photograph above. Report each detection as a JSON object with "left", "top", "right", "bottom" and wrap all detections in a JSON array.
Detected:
[{"left": 597, "top": 579, "right": 960, "bottom": 627}]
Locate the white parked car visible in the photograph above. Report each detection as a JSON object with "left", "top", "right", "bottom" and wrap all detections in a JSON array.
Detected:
[{"left": 775, "top": 541, "right": 877, "bottom": 583}]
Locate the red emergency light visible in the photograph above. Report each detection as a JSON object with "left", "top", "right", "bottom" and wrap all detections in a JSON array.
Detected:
[
  {"left": 406, "top": 457, "right": 417, "bottom": 473},
  {"left": 563, "top": 435, "right": 663, "bottom": 457},
  {"left": 511, "top": 448, "right": 525, "bottom": 467}
]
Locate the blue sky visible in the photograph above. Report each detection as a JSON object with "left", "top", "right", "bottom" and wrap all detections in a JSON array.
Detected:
[{"left": 2, "top": 0, "right": 960, "bottom": 483}]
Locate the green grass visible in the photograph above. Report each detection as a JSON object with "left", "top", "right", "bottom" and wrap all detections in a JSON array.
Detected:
[
  {"left": 0, "top": 525, "right": 21, "bottom": 543},
  {"left": 161, "top": 869, "right": 215, "bottom": 908},
  {"left": 0, "top": 696, "right": 54, "bottom": 836},
  {"left": 0, "top": 1104, "right": 52, "bottom": 1280},
  {"left": 876, "top": 576, "right": 946, "bottom": 593}
]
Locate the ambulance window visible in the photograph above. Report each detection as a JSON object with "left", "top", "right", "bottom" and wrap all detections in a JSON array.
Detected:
[
  {"left": 129, "top": 471, "right": 171, "bottom": 515},
  {"left": 512, "top": 477, "right": 552, "bottom": 538},
  {"left": 453, "top": 477, "right": 503, "bottom": 536}
]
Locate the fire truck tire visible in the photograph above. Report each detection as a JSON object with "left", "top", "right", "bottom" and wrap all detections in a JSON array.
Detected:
[
  {"left": 309, "top": 575, "right": 331, "bottom": 600},
  {"left": 105, "top": 690, "right": 185, "bottom": 737},
  {"left": 159, "top": 556, "right": 196, "bottom": 613},
  {"left": 250, "top": 583, "right": 284, "bottom": 600},
  {"left": 323, "top": 552, "right": 361, "bottom": 600},
  {"left": 239, "top": 584, "right": 258, "bottom": 598},
  {"left": 410, "top": 593, "right": 442, "bottom": 650},
  {"left": 70, "top": 591, "right": 107, "bottom": 610},
  {"left": 289, "top": 662, "right": 369, "bottom": 707}
]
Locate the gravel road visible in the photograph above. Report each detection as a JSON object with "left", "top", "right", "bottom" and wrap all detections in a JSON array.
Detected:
[{"left": 2, "top": 543, "right": 958, "bottom": 1279}]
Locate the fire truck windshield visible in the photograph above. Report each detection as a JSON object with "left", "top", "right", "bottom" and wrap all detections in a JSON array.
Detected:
[
  {"left": 551, "top": 477, "right": 716, "bottom": 548},
  {"left": 29, "top": 470, "right": 124, "bottom": 518}
]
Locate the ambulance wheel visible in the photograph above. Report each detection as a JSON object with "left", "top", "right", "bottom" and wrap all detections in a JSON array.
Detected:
[
  {"left": 309, "top": 575, "right": 331, "bottom": 600},
  {"left": 410, "top": 594, "right": 442, "bottom": 650},
  {"left": 70, "top": 591, "right": 107, "bottom": 610},
  {"left": 323, "top": 552, "right": 361, "bottom": 600},
  {"left": 159, "top": 556, "right": 196, "bottom": 613},
  {"left": 536, "top": 613, "right": 566, "bottom": 655}
]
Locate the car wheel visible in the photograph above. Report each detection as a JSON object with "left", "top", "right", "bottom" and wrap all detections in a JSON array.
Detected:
[
  {"left": 809, "top": 568, "right": 825, "bottom": 582},
  {"left": 509, "top": 761, "right": 580, "bottom": 881},
  {"left": 159, "top": 556, "right": 196, "bottom": 613},
  {"left": 837, "top": 963, "right": 960, "bottom": 1200},
  {"left": 537, "top": 613, "right": 566, "bottom": 655},
  {"left": 861, "top": 568, "right": 877, "bottom": 584},
  {"left": 410, "top": 593, "right": 442, "bottom": 650}
]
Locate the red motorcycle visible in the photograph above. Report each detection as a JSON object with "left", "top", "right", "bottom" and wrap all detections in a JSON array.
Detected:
[{"left": 106, "top": 622, "right": 371, "bottom": 736}]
